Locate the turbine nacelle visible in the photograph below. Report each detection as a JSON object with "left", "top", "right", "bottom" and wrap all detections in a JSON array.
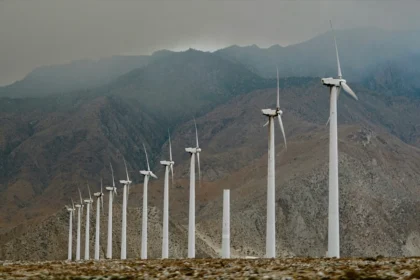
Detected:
[
  {"left": 105, "top": 186, "right": 114, "bottom": 191},
  {"left": 119, "top": 180, "right": 131, "bottom": 185},
  {"left": 160, "top": 160, "right": 175, "bottom": 166},
  {"left": 185, "top": 147, "right": 201, "bottom": 154},
  {"left": 261, "top": 108, "right": 278, "bottom": 117},
  {"left": 321, "top": 77, "right": 344, "bottom": 87},
  {"left": 84, "top": 199, "right": 93, "bottom": 204},
  {"left": 140, "top": 170, "right": 158, "bottom": 179},
  {"left": 93, "top": 192, "right": 103, "bottom": 197},
  {"left": 75, "top": 204, "right": 82, "bottom": 208}
]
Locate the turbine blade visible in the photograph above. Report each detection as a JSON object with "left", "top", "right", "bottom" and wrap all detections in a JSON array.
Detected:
[
  {"left": 168, "top": 130, "right": 173, "bottom": 162},
  {"left": 110, "top": 162, "right": 115, "bottom": 188},
  {"left": 101, "top": 196, "right": 104, "bottom": 213},
  {"left": 278, "top": 115, "right": 287, "bottom": 150},
  {"left": 330, "top": 20, "right": 342, "bottom": 78},
  {"left": 276, "top": 65, "right": 280, "bottom": 109},
  {"left": 123, "top": 157, "right": 130, "bottom": 182},
  {"left": 341, "top": 82, "right": 358, "bottom": 101},
  {"left": 194, "top": 118, "right": 199, "bottom": 148},
  {"left": 325, "top": 114, "right": 331, "bottom": 127},
  {"left": 263, "top": 120, "right": 269, "bottom": 127},
  {"left": 143, "top": 143, "right": 150, "bottom": 171},
  {"left": 114, "top": 187, "right": 117, "bottom": 196},
  {"left": 87, "top": 184, "right": 92, "bottom": 201},
  {"left": 71, "top": 198, "right": 75, "bottom": 209},
  {"left": 197, "top": 153, "right": 202, "bottom": 188},
  {"left": 151, "top": 172, "right": 158, "bottom": 179},
  {"left": 100, "top": 178, "right": 103, "bottom": 194},
  {"left": 78, "top": 188, "right": 83, "bottom": 205}
]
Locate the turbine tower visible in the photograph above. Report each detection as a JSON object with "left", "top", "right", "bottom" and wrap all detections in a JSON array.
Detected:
[
  {"left": 75, "top": 188, "right": 84, "bottom": 261},
  {"left": 321, "top": 21, "right": 358, "bottom": 258},
  {"left": 139, "top": 143, "right": 158, "bottom": 260},
  {"left": 84, "top": 185, "right": 94, "bottom": 260},
  {"left": 261, "top": 66, "right": 287, "bottom": 258},
  {"left": 94, "top": 179, "right": 104, "bottom": 260},
  {"left": 222, "top": 189, "right": 230, "bottom": 258},
  {"left": 160, "top": 130, "right": 174, "bottom": 259},
  {"left": 106, "top": 162, "right": 117, "bottom": 259},
  {"left": 65, "top": 199, "right": 75, "bottom": 261},
  {"left": 119, "top": 157, "right": 132, "bottom": 260},
  {"left": 185, "top": 119, "right": 202, "bottom": 258}
]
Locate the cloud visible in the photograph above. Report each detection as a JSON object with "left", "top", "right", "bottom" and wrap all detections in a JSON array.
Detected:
[{"left": 0, "top": 0, "right": 419, "bottom": 85}]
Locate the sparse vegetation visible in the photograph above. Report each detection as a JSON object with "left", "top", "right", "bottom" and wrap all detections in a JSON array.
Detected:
[{"left": 1, "top": 258, "right": 420, "bottom": 279}]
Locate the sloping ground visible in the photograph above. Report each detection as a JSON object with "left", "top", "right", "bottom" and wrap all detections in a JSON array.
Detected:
[
  {"left": 0, "top": 203, "right": 217, "bottom": 261},
  {"left": 159, "top": 83, "right": 420, "bottom": 258},
  {"left": 2, "top": 79, "right": 420, "bottom": 260},
  {"left": 0, "top": 94, "right": 164, "bottom": 236}
]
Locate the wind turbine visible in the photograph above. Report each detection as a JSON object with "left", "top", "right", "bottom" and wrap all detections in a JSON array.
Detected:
[
  {"left": 139, "top": 143, "right": 158, "bottom": 260},
  {"left": 65, "top": 199, "right": 75, "bottom": 261},
  {"left": 119, "top": 157, "right": 132, "bottom": 260},
  {"left": 160, "top": 130, "right": 174, "bottom": 259},
  {"left": 94, "top": 179, "right": 104, "bottom": 260},
  {"left": 185, "top": 119, "right": 202, "bottom": 258},
  {"left": 75, "top": 188, "right": 84, "bottom": 261},
  {"left": 84, "top": 185, "right": 94, "bottom": 260},
  {"left": 321, "top": 21, "right": 358, "bottom": 258},
  {"left": 105, "top": 162, "right": 117, "bottom": 259},
  {"left": 261, "top": 66, "right": 287, "bottom": 258}
]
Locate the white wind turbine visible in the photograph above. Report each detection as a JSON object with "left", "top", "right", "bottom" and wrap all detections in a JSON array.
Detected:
[
  {"left": 105, "top": 162, "right": 117, "bottom": 259},
  {"left": 139, "top": 143, "right": 158, "bottom": 259},
  {"left": 94, "top": 179, "right": 104, "bottom": 260},
  {"left": 185, "top": 119, "right": 202, "bottom": 258},
  {"left": 261, "top": 66, "right": 287, "bottom": 258},
  {"left": 160, "top": 130, "right": 174, "bottom": 259},
  {"left": 75, "top": 188, "right": 84, "bottom": 261},
  {"left": 119, "top": 157, "right": 132, "bottom": 260},
  {"left": 65, "top": 199, "right": 75, "bottom": 261},
  {"left": 84, "top": 185, "right": 94, "bottom": 260},
  {"left": 321, "top": 21, "right": 358, "bottom": 258}
]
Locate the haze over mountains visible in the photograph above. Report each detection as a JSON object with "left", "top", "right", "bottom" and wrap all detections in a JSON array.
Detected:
[
  {"left": 1, "top": 27, "right": 420, "bottom": 260},
  {"left": 1, "top": 28, "right": 420, "bottom": 99}
]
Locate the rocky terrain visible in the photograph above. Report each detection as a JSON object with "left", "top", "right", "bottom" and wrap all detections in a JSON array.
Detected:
[
  {"left": 2, "top": 257, "right": 420, "bottom": 279},
  {"left": 1, "top": 38, "right": 420, "bottom": 261}
]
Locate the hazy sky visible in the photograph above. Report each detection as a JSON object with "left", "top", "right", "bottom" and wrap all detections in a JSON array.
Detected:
[{"left": 1, "top": 0, "right": 420, "bottom": 85}]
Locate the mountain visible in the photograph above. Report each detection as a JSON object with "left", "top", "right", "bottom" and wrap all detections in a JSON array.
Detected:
[
  {"left": 0, "top": 49, "right": 268, "bottom": 243},
  {"left": 104, "top": 49, "right": 270, "bottom": 124},
  {"left": 363, "top": 53, "right": 420, "bottom": 97},
  {"left": 1, "top": 39, "right": 420, "bottom": 260},
  {"left": 0, "top": 55, "right": 150, "bottom": 98},
  {"left": 0, "top": 93, "right": 167, "bottom": 236},
  {"left": 215, "top": 28, "right": 420, "bottom": 82},
  {"left": 162, "top": 80, "right": 420, "bottom": 258}
]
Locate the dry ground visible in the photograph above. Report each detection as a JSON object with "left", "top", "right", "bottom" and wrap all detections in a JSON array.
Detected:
[{"left": 2, "top": 257, "right": 420, "bottom": 279}]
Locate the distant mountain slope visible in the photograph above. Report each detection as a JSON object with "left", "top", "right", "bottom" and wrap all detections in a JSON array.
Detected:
[
  {"left": 363, "top": 53, "right": 420, "bottom": 97},
  {"left": 0, "top": 93, "right": 166, "bottom": 235},
  {"left": 215, "top": 28, "right": 420, "bottom": 81},
  {"left": 1, "top": 43, "right": 420, "bottom": 260},
  {"left": 0, "top": 55, "right": 150, "bottom": 98},
  {"left": 104, "top": 49, "right": 270, "bottom": 124}
]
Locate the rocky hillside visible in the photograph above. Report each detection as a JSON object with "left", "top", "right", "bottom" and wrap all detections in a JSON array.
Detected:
[{"left": 1, "top": 46, "right": 420, "bottom": 260}]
